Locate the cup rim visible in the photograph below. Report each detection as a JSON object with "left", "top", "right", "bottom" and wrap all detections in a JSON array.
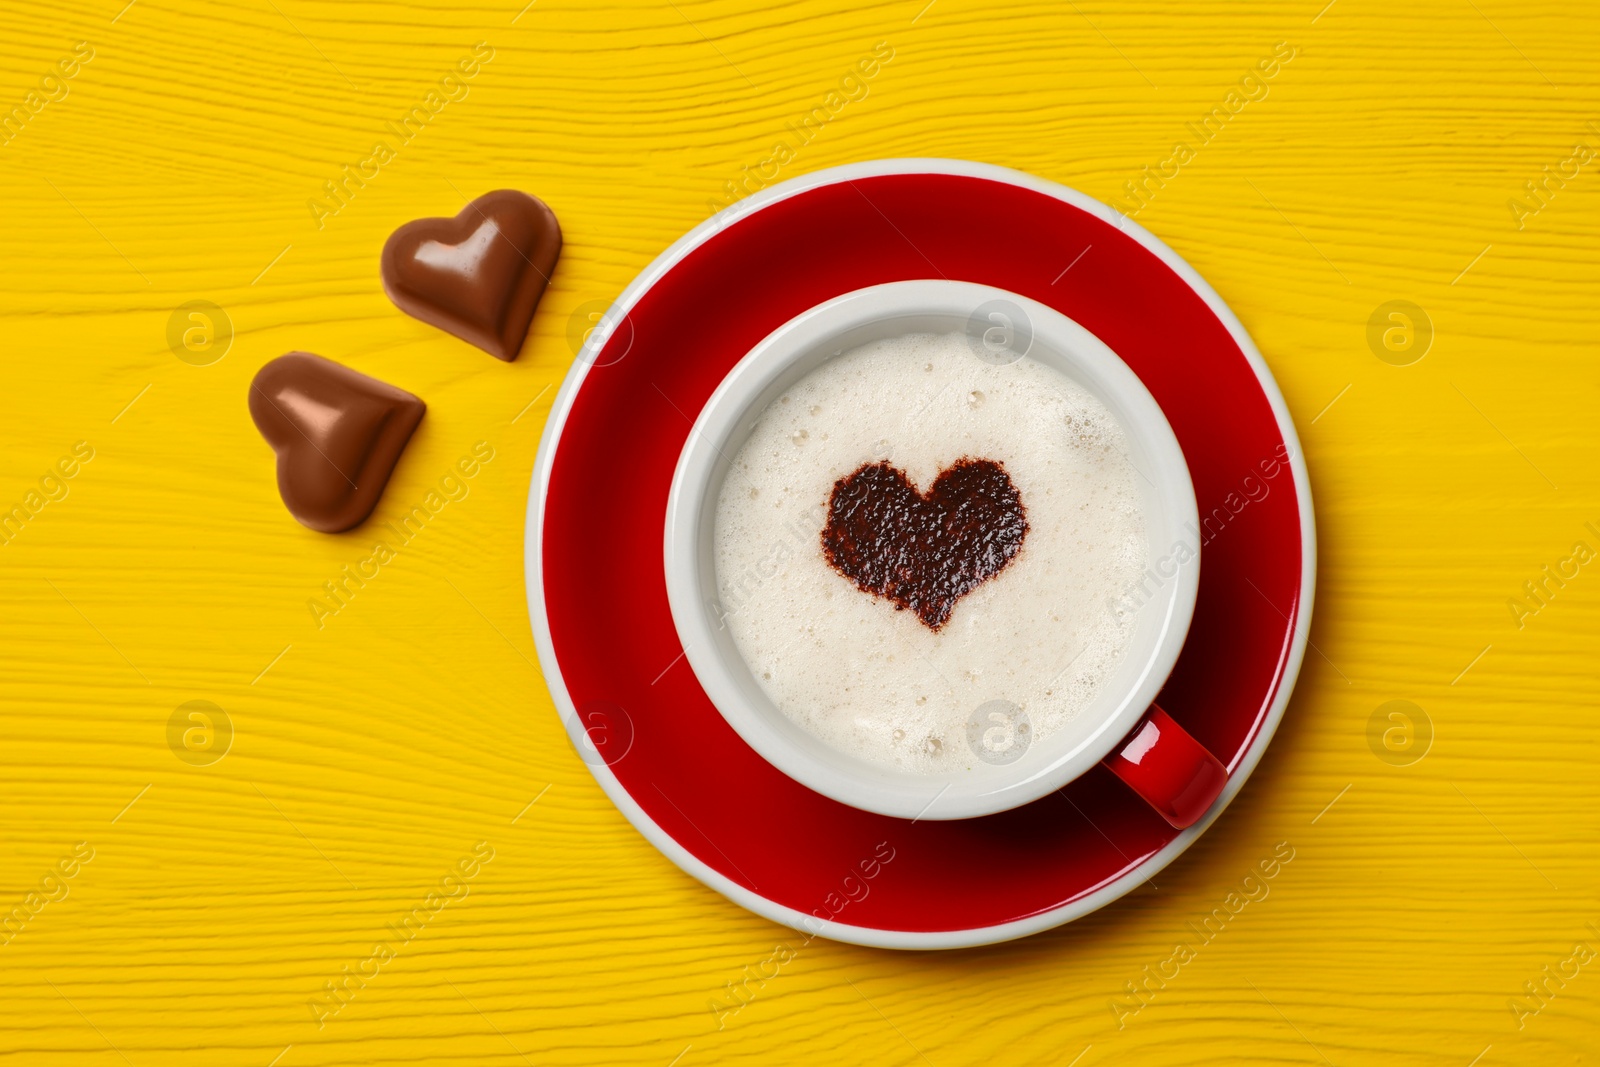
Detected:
[{"left": 664, "top": 278, "right": 1201, "bottom": 820}]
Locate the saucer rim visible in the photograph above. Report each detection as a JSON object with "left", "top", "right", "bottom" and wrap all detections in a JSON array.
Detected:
[{"left": 524, "top": 157, "right": 1317, "bottom": 950}]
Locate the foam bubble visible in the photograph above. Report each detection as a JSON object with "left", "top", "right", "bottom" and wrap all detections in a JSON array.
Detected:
[{"left": 713, "top": 331, "right": 1148, "bottom": 774}]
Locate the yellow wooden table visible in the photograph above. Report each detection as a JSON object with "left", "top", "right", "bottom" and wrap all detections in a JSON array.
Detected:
[{"left": 2, "top": 0, "right": 1596, "bottom": 1063}]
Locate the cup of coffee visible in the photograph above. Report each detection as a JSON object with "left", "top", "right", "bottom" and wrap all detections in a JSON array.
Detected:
[{"left": 665, "top": 280, "right": 1225, "bottom": 825}]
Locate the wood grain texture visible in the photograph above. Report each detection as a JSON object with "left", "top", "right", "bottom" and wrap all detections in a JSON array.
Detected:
[{"left": 1, "top": 0, "right": 1598, "bottom": 1063}]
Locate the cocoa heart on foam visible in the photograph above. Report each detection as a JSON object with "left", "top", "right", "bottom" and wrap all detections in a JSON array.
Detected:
[
  {"left": 248, "top": 352, "right": 425, "bottom": 534},
  {"left": 380, "top": 189, "right": 562, "bottom": 361},
  {"left": 821, "top": 458, "right": 1029, "bottom": 631}
]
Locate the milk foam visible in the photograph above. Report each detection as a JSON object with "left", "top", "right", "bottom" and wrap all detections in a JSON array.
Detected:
[{"left": 713, "top": 331, "right": 1148, "bottom": 775}]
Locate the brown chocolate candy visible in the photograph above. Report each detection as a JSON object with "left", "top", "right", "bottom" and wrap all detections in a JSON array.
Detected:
[
  {"left": 248, "top": 353, "right": 425, "bottom": 533},
  {"left": 821, "top": 458, "right": 1029, "bottom": 631},
  {"left": 380, "top": 189, "right": 562, "bottom": 361}
]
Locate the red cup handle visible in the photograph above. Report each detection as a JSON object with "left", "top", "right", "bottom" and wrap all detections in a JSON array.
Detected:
[{"left": 1102, "top": 704, "right": 1228, "bottom": 829}]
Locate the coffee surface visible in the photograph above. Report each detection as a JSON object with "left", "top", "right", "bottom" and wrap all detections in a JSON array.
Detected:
[{"left": 714, "top": 331, "right": 1149, "bottom": 774}]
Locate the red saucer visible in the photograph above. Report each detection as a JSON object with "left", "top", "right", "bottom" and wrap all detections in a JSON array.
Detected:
[{"left": 525, "top": 160, "right": 1314, "bottom": 948}]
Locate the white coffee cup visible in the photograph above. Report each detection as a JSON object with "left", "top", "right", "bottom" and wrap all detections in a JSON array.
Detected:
[{"left": 665, "top": 280, "right": 1222, "bottom": 823}]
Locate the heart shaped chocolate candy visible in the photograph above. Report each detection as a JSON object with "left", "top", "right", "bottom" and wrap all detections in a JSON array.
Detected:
[
  {"left": 249, "top": 352, "right": 425, "bottom": 533},
  {"left": 380, "top": 189, "right": 561, "bottom": 361}
]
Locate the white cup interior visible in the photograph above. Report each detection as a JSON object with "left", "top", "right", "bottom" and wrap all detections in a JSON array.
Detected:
[{"left": 664, "top": 280, "right": 1200, "bottom": 820}]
